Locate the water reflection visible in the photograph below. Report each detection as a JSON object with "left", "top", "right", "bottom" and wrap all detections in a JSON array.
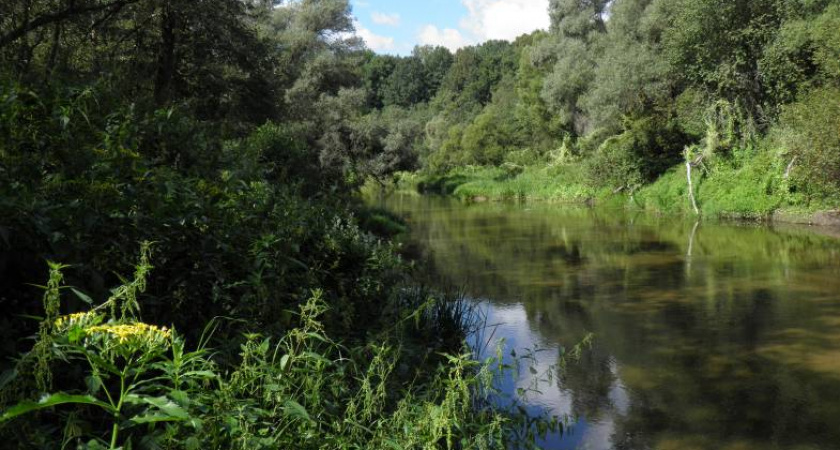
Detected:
[{"left": 379, "top": 195, "right": 840, "bottom": 450}]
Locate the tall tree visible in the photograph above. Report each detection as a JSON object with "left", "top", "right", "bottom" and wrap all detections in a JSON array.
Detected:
[{"left": 540, "top": 0, "right": 610, "bottom": 135}]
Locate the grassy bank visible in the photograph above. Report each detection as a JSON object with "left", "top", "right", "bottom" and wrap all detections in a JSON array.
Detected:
[
  {"left": 393, "top": 149, "right": 840, "bottom": 223},
  {"left": 395, "top": 165, "right": 604, "bottom": 203}
]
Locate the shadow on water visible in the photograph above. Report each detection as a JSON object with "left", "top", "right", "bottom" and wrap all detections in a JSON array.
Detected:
[{"left": 379, "top": 194, "right": 840, "bottom": 450}]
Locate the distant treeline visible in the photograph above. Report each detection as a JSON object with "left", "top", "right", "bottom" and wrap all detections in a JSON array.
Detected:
[{"left": 361, "top": 0, "right": 840, "bottom": 207}]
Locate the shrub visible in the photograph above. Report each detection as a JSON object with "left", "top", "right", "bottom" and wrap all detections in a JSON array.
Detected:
[
  {"left": 1, "top": 256, "right": 563, "bottom": 450},
  {"left": 779, "top": 87, "right": 840, "bottom": 198},
  {"left": 584, "top": 116, "right": 688, "bottom": 190}
]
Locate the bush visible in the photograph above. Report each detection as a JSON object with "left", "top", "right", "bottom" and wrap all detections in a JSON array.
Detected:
[
  {"left": 584, "top": 134, "right": 644, "bottom": 191},
  {"left": 779, "top": 87, "right": 840, "bottom": 198},
  {"left": 0, "top": 256, "right": 562, "bottom": 450},
  {"left": 584, "top": 116, "right": 688, "bottom": 190},
  {"left": 0, "top": 85, "right": 408, "bottom": 358},
  {"left": 696, "top": 152, "right": 785, "bottom": 218}
]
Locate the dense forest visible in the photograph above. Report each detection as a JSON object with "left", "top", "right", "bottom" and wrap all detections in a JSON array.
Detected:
[
  {"left": 360, "top": 0, "right": 840, "bottom": 218},
  {"left": 1, "top": 0, "right": 839, "bottom": 448}
]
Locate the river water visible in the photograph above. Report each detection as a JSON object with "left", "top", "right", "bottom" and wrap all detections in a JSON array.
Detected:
[{"left": 377, "top": 194, "right": 840, "bottom": 450}]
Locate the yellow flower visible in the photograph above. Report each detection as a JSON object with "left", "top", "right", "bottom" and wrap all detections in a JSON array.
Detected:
[
  {"left": 85, "top": 323, "right": 171, "bottom": 342},
  {"left": 82, "top": 322, "right": 173, "bottom": 356},
  {"left": 54, "top": 311, "right": 99, "bottom": 330}
]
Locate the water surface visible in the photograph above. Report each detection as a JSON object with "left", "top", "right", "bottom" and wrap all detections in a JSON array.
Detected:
[{"left": 379, "top": 194, "right": 840, "bottom": 450}]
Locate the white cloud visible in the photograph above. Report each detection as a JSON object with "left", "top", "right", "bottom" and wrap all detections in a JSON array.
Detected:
[
  {"left": 418, "top": 25, "right": 471, "bottom": 52},
  {"left": 355, "top": 22, "right": 395, "bottom": 52},
  {"left": 417, "top": 0, "right": 549, "bottom": 52},
  {"left": 371, "top": 12, "right": 401, "bottom": 27},
  {"left": 460, "top": 0, "right": 550, "bottom": 42}
]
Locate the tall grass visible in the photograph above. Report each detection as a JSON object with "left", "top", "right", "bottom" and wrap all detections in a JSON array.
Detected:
[
  {"left": 0, "top": 249, "right": 564, "bottom": 449},
  {"left": 399, "top": 165, "right": 602, "bottom": 203}
]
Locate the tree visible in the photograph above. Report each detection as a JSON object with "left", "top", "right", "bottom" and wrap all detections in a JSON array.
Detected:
[
  {"left": 362, "top": 53, "right": 398, "bottom": 108},
  {"left": 540, "top": 0, "right": 610, "bottom": 135},
  {"left": 382, "top": 56, "right": 429, "bottom": 107},
  {"left": 663, "top": 0, "right": 786, "bottom": 122},
  {"left": 413, "top": 45, "right": 454, "bottom": 96}
]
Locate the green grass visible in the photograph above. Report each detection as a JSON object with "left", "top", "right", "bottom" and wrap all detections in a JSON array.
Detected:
[
  {"left": 695, "top": 154, "right": 785, "bottom": 218},
  {"left": 400, "top": 165, "right": 604, "bottom": 203},
  {"left": 637, "top": 151, "right": 801, "bottom": 219},
  {"left": 401, "top": 148, "right": 840, "bottom": 220}
]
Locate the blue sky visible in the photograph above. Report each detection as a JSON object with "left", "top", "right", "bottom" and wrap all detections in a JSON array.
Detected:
[{"left": 350, "top": 0, "right": 550, "bottom": 55}]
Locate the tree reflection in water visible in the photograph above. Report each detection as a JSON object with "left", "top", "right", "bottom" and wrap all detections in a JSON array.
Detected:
[{"left": 379, "top": 194, "right": 840, "bottom": 450}]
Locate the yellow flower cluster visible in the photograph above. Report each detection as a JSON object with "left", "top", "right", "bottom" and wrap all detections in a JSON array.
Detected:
[
  {"left": 85, "top": 323, "right": 172, "bottom": 343},
  {"left": 54, "top": 311, "right": 98, "bottom": 329}
]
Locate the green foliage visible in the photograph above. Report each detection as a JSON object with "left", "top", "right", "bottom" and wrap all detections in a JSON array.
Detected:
[
  {"left": 5, "top": 0, "right": 840, "bottom": 444},
  {"left": 637, "top": 148, "right": 789, "bottom": 217},
  {"left": 363, "top": 46, "right": 453, "bottom": 110},
  {"left": 585, "top": 116, "right": 688, "bottom": 190},
  {"left": 376, "top": 0, "right": 839, "bottom": 220},
  {"left": 362, "top": 53, "right": 398, "bottom": 109},
  {"left": 778, "top": 86, "right": 840, "bottom": 197},
  {"left": 584, "top": 136, "right": 645, "bottom": 191},
  {"left": 382, "top": 57, "right": 431, "bottom": 107},
  {"left": 1, "top": 254, "right": 210, "bottom": 449},
  {"left": 460, "top": 80, "right": 525, "bottom": 166},
  {"left": 760, "top": 3, "right": 840, "bottom": 106},
  {"left": 695, "top": 153, "right": 785, "bottom": 217},
  {"left": 411, "top": 165, "right": 597, "bottom": 203},
  {"left": 539, "top": 0, "right": 609, "bottom": 134},
  {"left": 635, "top": 167, "right": 692, "bottom": 214},
  {"left": 1, "top": 261, "right": 560, "bottom": 449},
  {"left": 437, "top": 41, "right": 519, "bottom": 111}
]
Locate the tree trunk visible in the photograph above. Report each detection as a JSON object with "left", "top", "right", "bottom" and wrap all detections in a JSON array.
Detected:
[
  {"left": 153, "top": 0, "right": 177, "bottom": 106},
  {"left": 784, "top": 156, "right": 798, "bottom": 179},
  {"left": 686, "top": 161, "right": 700, "bottom": 215}
]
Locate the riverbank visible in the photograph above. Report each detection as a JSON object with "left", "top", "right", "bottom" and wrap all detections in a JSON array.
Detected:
[{"left": 390, "top": 158, "right": 840, "bottom": 227}]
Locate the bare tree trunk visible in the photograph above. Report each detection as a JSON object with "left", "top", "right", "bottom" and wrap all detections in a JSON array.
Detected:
[
  {"left": 784, "top": 156, "right": 798, "bottom": 179},
  {"left": 686, "top": 161, "right": 700, "bottom": 215}
]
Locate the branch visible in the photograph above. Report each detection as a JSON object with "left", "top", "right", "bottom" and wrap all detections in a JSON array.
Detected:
[
  {"left": 0, "top": 0, "right": 140, "bottom": 49},
  {"left": 784, "top": 156, "right": 798, "bottom": 180}
]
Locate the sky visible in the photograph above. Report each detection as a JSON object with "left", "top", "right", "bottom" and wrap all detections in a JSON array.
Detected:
[{"left": 350, "top": 0, "right": 551, "bottom": 55}]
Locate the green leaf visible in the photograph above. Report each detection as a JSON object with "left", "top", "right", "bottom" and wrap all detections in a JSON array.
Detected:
[
  {"left": 68, "top": 326, "right": 85, "bottom": 343},
  {"left": 282, "top": 400, "right": 313, "bottom": 423},
  {"left": 70, "top": 288, "right": 94, "bottom": 304},
  {"left": 181, "top": 370, "right": 217, "bottom": 379},
  {"left": 127, "top": 395, "right": 189, "bottom": 420},
  {"left": 85, "top": 375, "right": 103, "bottom": 394},
  {"left": 301, "top": 351, "right": 331, "bottom": 364},
  {"left": 384, "top": 439, "right": 403, "bottom": 450},
  {"left": 184, "top": 437, "right": 201, "bottom": 450},
  {"left": 127, "top": 412, "right": 186, "bottom": 425},
  {"left": 168, "top": 390, "right": 190, "bottom": 405},
  {"left": 304, "top": 332, "right": 328, "bottom": 343},
  {"left": 0, "top": 393, "right": 115, "bottom": 423},
  {"left": 84, "top": 352, "right": 121, "bottom": 376}
]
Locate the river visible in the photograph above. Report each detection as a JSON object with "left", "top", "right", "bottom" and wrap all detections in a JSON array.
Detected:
[{"left": 376, "top": 194, "right": 840, "bottom": 450}]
